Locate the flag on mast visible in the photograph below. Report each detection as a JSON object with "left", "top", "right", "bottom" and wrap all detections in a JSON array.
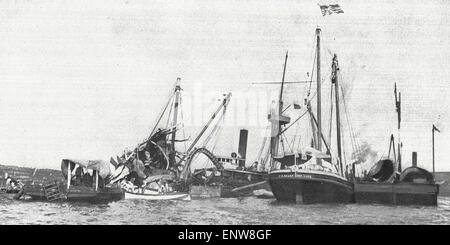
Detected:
[
  {"left": 433, "top": 124, "right": 441, "bottom": 133},
  {"left": 318, "top": 3, "right": 344, "bottom": 16}
]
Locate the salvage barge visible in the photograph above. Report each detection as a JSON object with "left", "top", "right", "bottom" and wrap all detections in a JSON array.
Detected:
[
  {"left": 354, "top": 155, "right": 439, "bottom": 206},
  {"left": 353, "top": 84, "right": 440, "bottom": 206}
]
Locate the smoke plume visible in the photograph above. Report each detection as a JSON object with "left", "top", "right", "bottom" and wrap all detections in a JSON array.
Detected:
[{"left": 352, "top": 141, "right": 378, "bottom": 165}]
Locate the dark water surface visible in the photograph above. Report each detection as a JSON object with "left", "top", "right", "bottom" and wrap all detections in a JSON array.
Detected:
[{"left": 1, "top": 195, "right": 450, "bottom": 225}]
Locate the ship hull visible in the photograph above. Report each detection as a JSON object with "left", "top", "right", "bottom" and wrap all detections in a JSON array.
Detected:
[
  {"left": 268, "top": 169, "right": 354, "bottom": 204},
  {"left": 21, "top": 184, "right": 124, "bottom": 203},
  {"left": 212, "top": 169, "right": 270, "bottom": 197},
  {"left": 66, "top": 186, "right": 124, "bottom": 203},
  {"left": 354, "top": 182, "right": 438, "bottom": 206}
]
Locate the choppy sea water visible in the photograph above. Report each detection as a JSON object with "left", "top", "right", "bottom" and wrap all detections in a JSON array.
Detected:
[{"left": 1, "top": 195, "right": 450, "bottom": 225}]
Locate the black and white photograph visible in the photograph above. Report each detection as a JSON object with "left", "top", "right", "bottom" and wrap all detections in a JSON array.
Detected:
[{"left": 0, "top": 0, "right": 449, "bottom": 229}]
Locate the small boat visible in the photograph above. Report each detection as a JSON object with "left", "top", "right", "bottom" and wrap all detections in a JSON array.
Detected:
[
  {"left": 124, "top": 189, "right": 190, "bottom": 200},
  {"left": 120, "top": 176, "right": 190, "bottom": 200},
  {"left": 253, "top": 189, "right": 274, "bottom": 199}
]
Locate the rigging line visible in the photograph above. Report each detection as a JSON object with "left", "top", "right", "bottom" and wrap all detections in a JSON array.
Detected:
[
  {"left": 280, "top": 126, "right": 286, "bottom": 154},
  {"left": 304, "top": 65, "right": 333, "bottom": 105},
  {"left": 210, "top": 109, "right": 226, "bottom": 146},
  {"left": 335, "top": 80, "right": 355, "bottom": 156},
  {"left": 302, "top": 69, "right": 331, "bottom": 107},
  {"left": 339, "top": 79, "right": 360, "bottom": 155},
  {"left": 308, "top": 45, "right": 317, "bottom": 96},
  {"left": 260, "top": 144, "right": 269, "bottom": 171},
  {"left": 282, "top": 133, "right": 293, "bottom": 153},
  {"left": 293, "top": 109, "right": 304, "bottom": 151},
  {"left": 309, "top": 109, "right": 331, "bottom": 153},
  {"left": 337, "top": 74, "right": 359, "bottom": 159},
  {"left": 278, "top": 109, "right": 309, "bottom": 136},
  {"left": 264, "top": 146, "right": 271, "bottom": 171},
  {"left": 307, "top": 33, "right": 318, "bottom": 96},
  {"left": 166, "top": 95, "right": 175, "bottom": 129},
  {"left": 340, "top": 80, "right": 360, "bottom": 155},
  {"left": 341, "top": 120, "right": 347, "bottom": 167},
  {"left": 345, "top": 108, "right": 359, "bottom": 155},
  {"left": 210, "top": 108, "right": 227, "bottom": 153},
  {"left": 329, "top": 82, "right": 334, "bottom": 149},
  {"left": 282, "top": 104, "right": 291, "bottom": 113},
  {"left": 146, "top": 93, "right": 175, "bottom": 144},
  {"left": 293, "top": 122, "right": 300, "bottom": 151},
  {"left": 201, "top": 105, "right": 227, "bottom": 149},
  {"left": 336, "top": 74, "right": 354, "bottom": 150},
  {"left": 148, "top": 81, "right": 178, "bottom": 140},
  {"left": 256, "top": 126, "right": 270, "bottom": 160},
  {"left": 183, "top": 94, "right": 230, "bottom": 157},
  {"left": 291, "top": 121, "right": 299, "bottom": 151}
]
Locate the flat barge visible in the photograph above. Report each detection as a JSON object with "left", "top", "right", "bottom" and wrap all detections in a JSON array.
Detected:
[
  {"left": 354, "top": 153, "right": 440, "bottom": 206},
  {"left": 354, "top": 182, "right": 438, "bottom": 206}
]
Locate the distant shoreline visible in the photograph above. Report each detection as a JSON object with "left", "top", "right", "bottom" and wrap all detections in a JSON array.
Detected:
[{"left": 0, "top": 164, "right": 63, "bottom": 184}]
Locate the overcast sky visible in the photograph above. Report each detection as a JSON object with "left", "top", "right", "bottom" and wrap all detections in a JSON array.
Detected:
[{"left": 0, "top": 0, "right": 449, "bottom": 171}]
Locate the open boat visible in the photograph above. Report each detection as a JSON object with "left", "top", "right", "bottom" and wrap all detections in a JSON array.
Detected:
[{"left": 124, "top": 189, "right": 190, "bottom": 200}]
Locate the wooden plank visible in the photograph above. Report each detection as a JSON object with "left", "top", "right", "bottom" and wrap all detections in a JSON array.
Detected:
[{"left": 231, "top": 181, "right": 267, "bottom": 192}]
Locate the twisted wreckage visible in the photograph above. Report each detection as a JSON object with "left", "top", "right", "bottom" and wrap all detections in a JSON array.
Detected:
[{"left": 16, "top": 78, "right": 264, "bottom": 203}]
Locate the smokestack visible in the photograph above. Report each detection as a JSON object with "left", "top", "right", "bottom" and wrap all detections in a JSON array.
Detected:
[
  {"left": 412, "top": 152, "right": 417, "bottom": 167},
  {"left": 238, "top": 129, "right": 248, "bottom": 168}
]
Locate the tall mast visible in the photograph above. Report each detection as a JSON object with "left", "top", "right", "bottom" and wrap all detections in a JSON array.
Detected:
[
  {"left": 171, "top": 78, "right": 181, "bottom": 150},
  {"left": 279, "top": 51, "right": 288, "bottom": 111},
  {"left": 279, "top": 51, "right": 289, "bottom": 153},
  {"left": 394, "top": 83, "right": 402, "bottom": 172},
  {"left": 269, "top": 52, "right": 290, "bottom": 165},
  {"left": 316, "top": 27, "right": 322, "bottom": 152},
  {"left": 169, "top": 77, "right": 181, "bottom": 165},
  {"left": 432, "top": 126, "right": 435, "bottom": 175},
  {"left": 432, "top": 124, "right": 440, "bottom": 176},
  {"left": 332, "top": 54, "right": 343, "bottom": 176},
  {"left": 148, "top": 79, "right": 179, "bottom": 140}
]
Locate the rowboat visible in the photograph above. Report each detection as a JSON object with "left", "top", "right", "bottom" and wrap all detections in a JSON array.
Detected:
[{"left": 124, "top": 189, "right": 190, "bottom": 200}]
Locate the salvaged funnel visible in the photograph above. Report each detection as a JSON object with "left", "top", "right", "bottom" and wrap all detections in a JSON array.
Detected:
[
  {"left": 368, "top": 159, "right": 395, "bottom": 182},
  {"left": 238, "top": 129, "right": 248, "bottom": 168}
]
